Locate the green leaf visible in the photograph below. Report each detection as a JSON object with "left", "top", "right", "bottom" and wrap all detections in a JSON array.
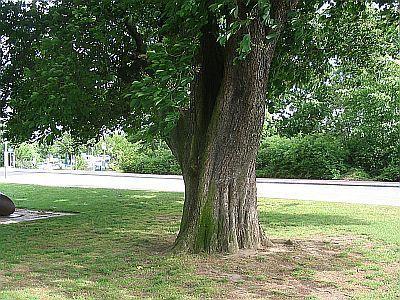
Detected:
[{"left": 240, "top": 34, "right": 252, "bottom": 54}]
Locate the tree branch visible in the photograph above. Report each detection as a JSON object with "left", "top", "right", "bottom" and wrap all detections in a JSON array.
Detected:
[{"left": 125, "top": 16, "right": 147, "bottom": 55}]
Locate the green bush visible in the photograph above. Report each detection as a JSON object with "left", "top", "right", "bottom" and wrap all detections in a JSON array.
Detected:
[
  {"left": 342, "top": 168, "right": 371, "bottom": 181},
  {"left": 114, "top": 135, "right": 396, "bottom": 182},
  {"left": 376, "top": 161, "right": 400, "bottom": 182},
  {"left": 118, "top": 143, "right": 181, "bottom": 175},
  {"left": 344, "top": 136, "right": 397, "bottom": 177},
  {"left": 15, "top": 142, "right": 41, "bottom": 169},
  {"left": 74, "top": 155, "right": 89, "bottom": 171},
  {"left": 256, "top": 135, "right": 348, "bottom": 179},
  {"left": 342, "top": 133, "right": 400, "bottom": 182}
]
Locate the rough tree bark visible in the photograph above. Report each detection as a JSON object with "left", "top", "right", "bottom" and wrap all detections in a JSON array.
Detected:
[{"left": 168, "top": 1, "right": 297, "bottom": 253}]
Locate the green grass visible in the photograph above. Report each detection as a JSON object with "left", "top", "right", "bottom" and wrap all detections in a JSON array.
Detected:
[{"left": 0, "top": 183, "right": 399, "bottom": 299}]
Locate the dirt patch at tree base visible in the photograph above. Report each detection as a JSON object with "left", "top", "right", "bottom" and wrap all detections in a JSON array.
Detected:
[{"left": 194, "top": 235, "right": 397, "bottom": 299}]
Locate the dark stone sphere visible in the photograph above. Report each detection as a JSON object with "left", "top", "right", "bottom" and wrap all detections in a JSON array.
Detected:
[{"left": 0, "top": 194, "right": 15, "bottom": 216}]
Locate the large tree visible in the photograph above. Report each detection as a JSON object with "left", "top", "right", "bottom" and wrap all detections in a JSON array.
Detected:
[{"left": 1, "top": 0, "right": 398, "bottom": 253}]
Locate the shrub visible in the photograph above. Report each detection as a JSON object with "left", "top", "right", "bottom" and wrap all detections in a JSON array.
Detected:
[
  {"left": 74, "top": 155, "right": 89, "bottom": 171},
  {"left": 118, "top": 143, "right": 181, "bottom": 175},
  {"left": 342, "top": 168, "right": 371, "bottom": 181},
  {"left": 256, "top": 135, "right": 347, "bottom": 179},
  {"left": 344, "top": 136, "right": 397, "bottom": 177},
  {"left": 376, "top": 161, "right": 400, "bottom": 182},
  {"left": 342, "top": 133, "right": 400, "bottom": 182},
  {"left": 114, "top": 134, "right": 396, "bottom": 181},
  {"left": 15, "top": 142, "right": 41, "bottom": 169}
]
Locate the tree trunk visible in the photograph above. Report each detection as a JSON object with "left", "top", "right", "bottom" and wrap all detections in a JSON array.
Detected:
[{"left": 168, "top": 1, "right": 296, "bottom": 253}]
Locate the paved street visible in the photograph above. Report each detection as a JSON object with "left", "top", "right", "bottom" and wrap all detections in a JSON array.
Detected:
[{"left": 0, "top": 168, "right": 399, "bottom": 206}]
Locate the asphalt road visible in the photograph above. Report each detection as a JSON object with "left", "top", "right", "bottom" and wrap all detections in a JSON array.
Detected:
[{"left": 0, "top": 168, "right": 399, "bottom": 206}]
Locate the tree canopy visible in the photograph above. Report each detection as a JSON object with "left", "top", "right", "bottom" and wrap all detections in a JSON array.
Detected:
[{"left": 1, "top": 0, "right": 398, "bottom": 142}]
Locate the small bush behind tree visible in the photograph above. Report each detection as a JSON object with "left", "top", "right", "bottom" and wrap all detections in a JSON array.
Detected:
[
  {"left": 74, "top": 155, "right": 89, "bottom": 171},
  {"left": 15, "top": 142, "right": 42, "bottom": 169},
  {"left": 375, "top": 158, "right": 400, "bottom": 182},
  {"left": 118, "top": 142, "right": 181, "bottom": 175},
  {"left": 256, "top": 135, "right": 348, "bottom": 180}
]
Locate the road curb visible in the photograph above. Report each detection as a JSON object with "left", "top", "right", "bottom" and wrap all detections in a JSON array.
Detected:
[{"left": 255, "top": 178, "right": 399, "bottom": 188}]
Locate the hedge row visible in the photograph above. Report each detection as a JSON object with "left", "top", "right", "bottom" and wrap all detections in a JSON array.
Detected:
[
  {"left": 256, "top": 135, "right": 347, "bottom": 180},
  {"left": 118, "top": 145, "right": 181, "bottom": 175},
  {"left": 117, "top": 135, "right": 399, "bottom": 181}
]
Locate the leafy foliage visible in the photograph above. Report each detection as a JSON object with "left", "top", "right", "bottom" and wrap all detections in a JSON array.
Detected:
[
  {"left": 1, "top": 0, "right": 398, "bottom": 144},
  {"left": 267, "top": 2, "right": 399, "bottom": 181},
  {"left": 14, "top": 142, "right": 41, "bottom": 168},
  {"left": 335, "top": 61, "right": 400, "bottom": 176},
  {"left": 50, "top": 133, "right": 76, "bottom": 158},
  {"left": 117, "top": 142, "right": 181, "bottom": 175},
  {"left": 256, "top": 135, "right": 348, "bottom": 179},
  {"left": 74, "top": 154, "right": 89, "bottom": 171},
  {"left": 1, "top": 0, "right": 160, "bottom": 141}
]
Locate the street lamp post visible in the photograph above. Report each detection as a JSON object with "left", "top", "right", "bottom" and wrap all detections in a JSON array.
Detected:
[
  {"left": 101, "top": 142, "right": 107, "bottom": 171},
  {"left": 4, "top": 141, "right": 8, "bottom": 179}
]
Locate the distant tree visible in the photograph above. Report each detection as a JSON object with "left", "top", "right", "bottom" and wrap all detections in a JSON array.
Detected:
[
  {"left": 333, "top": 60, "right": 400, "bottom": 175},
  {"left": 49, "top": 133, "right": 76, "bottom": 164},
  {"left": 269, "top": 2, "right": 399, "bottom": 137},
  {"left": 96, "top": 134, "right": 137, "bottom": 170}
]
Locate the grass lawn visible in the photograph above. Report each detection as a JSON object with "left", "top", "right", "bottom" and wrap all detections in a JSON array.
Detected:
[{"left": 0, "top": 183, "right": 399, "bottom": 299}]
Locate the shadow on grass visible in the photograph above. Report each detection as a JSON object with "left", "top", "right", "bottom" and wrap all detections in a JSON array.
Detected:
[{"left": 259, "top": 212, "right": 369, "bottom": 227}]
